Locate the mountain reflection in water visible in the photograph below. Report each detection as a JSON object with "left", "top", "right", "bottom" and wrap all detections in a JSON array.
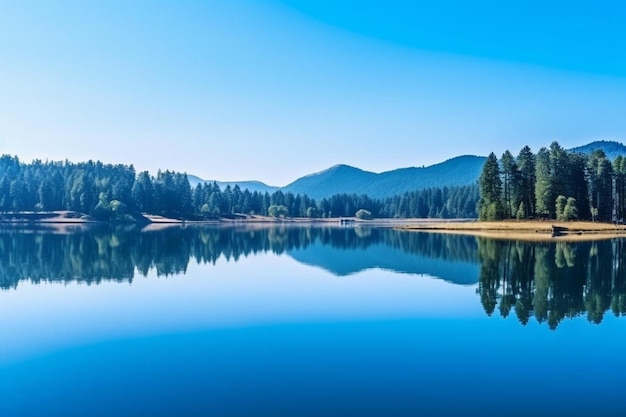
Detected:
[{"left": 1, "top": 225, "right": 625, "bottom": 328}]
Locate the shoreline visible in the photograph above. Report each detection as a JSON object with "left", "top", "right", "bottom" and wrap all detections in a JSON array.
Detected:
[
  {"left": 398, "top": 220, "right": 626, "bottom": 242},
  {"left": 0, "top": 211, "right": 470, "bottom": 227},
  {"left": 2, "top": 211, "right": 626, "bottom": 241}
]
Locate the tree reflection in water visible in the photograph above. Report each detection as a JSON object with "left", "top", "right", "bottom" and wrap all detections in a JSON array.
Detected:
[
  {"left": 0, "top": 225, "right": 477, "bottom": 289},
  {"left": 1, "top": 224, "right": 625, "bottom": 328},
  {"left": 477, "top": 237, "right": 626, "bottom": 329}
]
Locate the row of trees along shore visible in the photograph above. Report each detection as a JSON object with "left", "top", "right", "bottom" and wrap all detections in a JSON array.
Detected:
[
  {"left": 479, "top": 141, "right": 625, "bottom": 222},
  {"left": 0, "top": 155, "right": 478, "bottom": 220}
]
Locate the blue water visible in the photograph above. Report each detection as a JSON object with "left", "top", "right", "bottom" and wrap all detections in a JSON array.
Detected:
[
  {"left": 3, "top": 318, "right": 625, "bottom": 417},
  {"left": 0, "top": 227, "right": 625, "bottom": 416}
]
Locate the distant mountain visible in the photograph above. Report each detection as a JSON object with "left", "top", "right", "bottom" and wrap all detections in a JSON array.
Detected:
[
  {"left": 282, "top": 155, "right": 486, "bottom": 200},
  {"left": 186, "top": 141, "right": 626, "bottom": 200},
  {"left": 282, "top": 164, "right": 378, "bottom": 199},
  {"left": 187, "top": 175, "right": 279, "bottom": 194},
  {"left": 569, "top": 140, "right": 626, "bottom": 160}
]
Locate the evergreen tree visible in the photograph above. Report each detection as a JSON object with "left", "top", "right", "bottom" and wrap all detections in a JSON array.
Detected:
[
  {"left": 549, "top": 141, "right": 568, "bottom": 202},
  {"left": 555, "top": 195, "right": 567, "bottom": 220},
  {"left": 563, "top": 197, "right": 578, "bottom": 220},
  {"left": 535, "top": 147, "right": 553, "bottom": 218},
  {"left": 516, "top": 146, "right": 536, "bottom": 218},
  {"left": 500, "top": 150, "right": 519, "bottom": 219},
  {"left": 565, "top": 152, "right": 591, "bottom": 220},
  {"left": 614, "top": 156, "right": 626, "bottom": 222},
  {"left": 587, "top": 150, "right": 614, "bottom": 222},
  {"left": 478, "top": 153, "right": 504, "bottom": 220}
]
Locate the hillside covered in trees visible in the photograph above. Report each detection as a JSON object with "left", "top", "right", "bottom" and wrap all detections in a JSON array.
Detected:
[
  {"left": 282, "top": 155, "right": 485, "bottom": 199},
  {"left": 478, "top": 141, "right": 625, "bottom": 222},
  {"left": 0, "top": 155, "right": 478, "bottom": 221}
]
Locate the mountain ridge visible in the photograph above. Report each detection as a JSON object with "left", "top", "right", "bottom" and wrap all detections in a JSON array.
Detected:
[
  {"left": 282, "top": 155, "right": 486, "bottom": 199},
  {"left": 569, "top": 140, "right": 626, "bottom": 160},
  {"left": 189, "top": 140, "right": 625, "bottom": 200}
]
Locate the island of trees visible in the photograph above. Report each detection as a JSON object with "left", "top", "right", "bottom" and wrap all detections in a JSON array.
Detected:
[
  {"left": 478, "top": 141, "right": 624, "bottom": 222},
  {"left": 0, "top": 155, "right": 478, "bottom": 221}
]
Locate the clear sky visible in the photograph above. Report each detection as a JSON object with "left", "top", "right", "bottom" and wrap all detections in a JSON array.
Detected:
[{"left": 1, "top": 0, "right": 624, "bottom": 186}]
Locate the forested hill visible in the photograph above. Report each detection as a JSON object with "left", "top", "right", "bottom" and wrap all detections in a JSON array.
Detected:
[
  {"left": 187, "top": 155, "right": 486, "bottom": 200},
  {"left": 0, "top": 155, "right": 479, "bottom": 221},
  {"left": 282, "top": 155, "right": 486, "bottom": 200},
  {"left": 275, "top": 141, "right": 624, "bottom": 200},
  {"left": 569, "top": 140, "right": 626, "bottom": 161},
  {"left": 187, "top": 141, "right": 626, "bottom": 201}
]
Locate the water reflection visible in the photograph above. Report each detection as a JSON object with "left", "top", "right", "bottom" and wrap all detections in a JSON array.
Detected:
[
  {"left": 2, "top": 225, "right": 626, "bottom": 328},
  {"left": 477, "top": 238, "right": 626, "bottom": 329},
  {"left": 0, "top": 225, "right": 477, "bottom": 289}
]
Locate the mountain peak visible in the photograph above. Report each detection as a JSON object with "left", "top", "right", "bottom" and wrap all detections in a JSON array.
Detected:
[
  {"left": 283, "top": 156, "right": 485, "bottom": 199},
  {"left": 322, "top": 163, "right": 363, "bottom": 173}
]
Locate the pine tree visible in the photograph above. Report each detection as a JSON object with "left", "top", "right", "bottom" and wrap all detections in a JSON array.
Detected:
[
  {"left": 535, "top": 148, "right": 553, "bottom": 218},
  {"left": 516, "top": 146, "right": 535, "bottom": 218},
  {"left": 478, "top": 153, "right": 504, "bottom": 220},
  {"left": 588, "top": 150, "right": 614, "bottom": 222},
  {"left": 501, "top": 150, "right": 518, "bottom": 219},
  {"left": 614, "top": 156, "right": 626, "bottom": 222}
]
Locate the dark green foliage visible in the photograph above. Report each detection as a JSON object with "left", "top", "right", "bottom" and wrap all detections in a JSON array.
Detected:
[
  {"left": 516, "top": 146, "right": 536, "bottom": 219},
  {"left": 479, "top": 141, "right": 623, "bottom": 222},
  {"left": 614, "top": 156, "right": 626, "bottom": 222},
  {"left": 565, "top": 153, "right": 591, "bottom": 220},
  {"left": 534, "top": 142, "right": 570, "bottom": 218},
  {"left": 555, "top": 195, "right": 567, "bottom": 220},
  {"left": 500, "top": 150, "right": 519, "bottom": 219},
  {"left": 534, "top": 147, "right": 552, "bottom": 217},
  {"left": 0, "top": 154, "right": 479, "bottom": 220},
  {"left": 478, "top": 153, "right": 504, "bottom": 220},
  {"left": 587, "top": 150, "right": 614, "bottom": 222},
  {"left": 549, "top": 141, "right": 568, "bottom": 201}
]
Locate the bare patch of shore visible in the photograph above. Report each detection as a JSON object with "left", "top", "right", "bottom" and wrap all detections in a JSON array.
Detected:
[{"left": 399, "top": 220, "right": 626, "bottom": 242}]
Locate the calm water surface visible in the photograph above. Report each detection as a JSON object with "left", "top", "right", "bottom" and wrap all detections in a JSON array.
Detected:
[{"left": 1, "top": 225, "right": 625, "bottom": 416}]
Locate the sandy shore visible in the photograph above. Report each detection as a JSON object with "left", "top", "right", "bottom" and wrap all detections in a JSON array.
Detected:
[{"left": 399, "top": 220, "right": 626, "bottom": 241}]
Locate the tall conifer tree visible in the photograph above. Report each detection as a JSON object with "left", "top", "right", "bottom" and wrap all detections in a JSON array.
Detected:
[{"left": 478, "top": 153, "right": 504, "bottom": 220}]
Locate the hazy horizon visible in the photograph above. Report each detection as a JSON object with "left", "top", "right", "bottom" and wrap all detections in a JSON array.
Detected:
[{"left": 2, "top": 1, "right": 624, "bottom": 186}]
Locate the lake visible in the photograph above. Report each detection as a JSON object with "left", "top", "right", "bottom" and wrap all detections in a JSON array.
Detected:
[{"left": 1, "top": 224, "right": 625, "bottom": 416}]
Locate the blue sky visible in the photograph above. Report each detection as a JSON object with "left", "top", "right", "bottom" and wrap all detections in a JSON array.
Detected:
[{"left": 1, "top": 0, "right": 624, "bottom": 186}]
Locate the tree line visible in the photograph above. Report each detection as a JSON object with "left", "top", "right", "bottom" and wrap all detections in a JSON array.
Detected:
[
  {"left": 479, "top": 141, "right": 626, "bottom": 222},
  {"left": 0, "top": 155, "right": 478, "bottom": 220}
]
